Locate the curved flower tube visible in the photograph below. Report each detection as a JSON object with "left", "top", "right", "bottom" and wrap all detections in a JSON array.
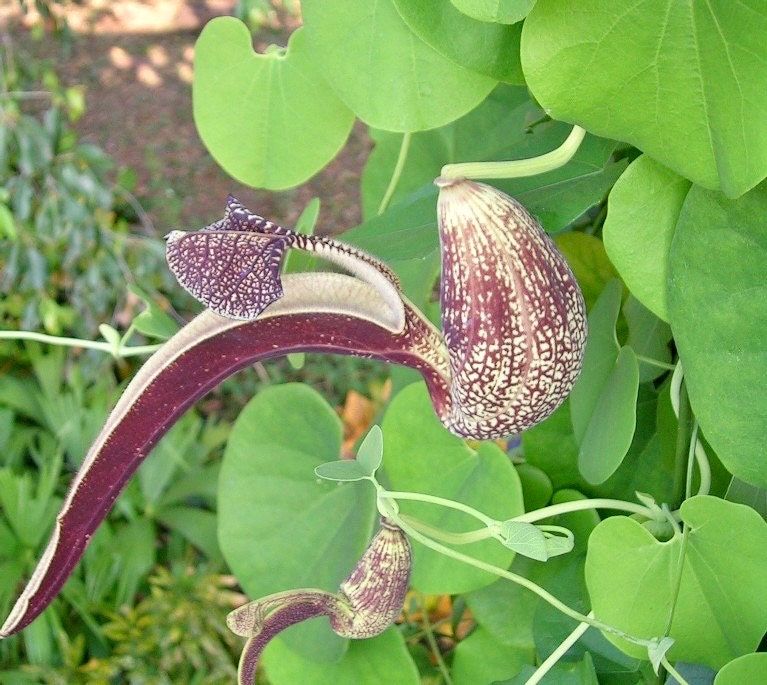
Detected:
[
  {"left": 1, "top": 184, "right": 586, "bottom": 638},
  {"left": 227, "top": 519, "right": 411, "bottom": 685}
]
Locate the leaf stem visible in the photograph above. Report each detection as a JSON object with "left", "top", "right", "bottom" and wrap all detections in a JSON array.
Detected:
[
  {"left": 660, "top": 656, "right": 691, "bottom": 685},
  {"left": 0, "top": 330, "right": 162, "bottom": 357},
  {"left": 439, "top": 125, "right": 586, "bottom": 180},
  {"left": 526, "top": 614, "right": 592, "bottom": 685},
  {"left": 377, "top": 132, "right": 412, "bottom": 215},
  {"left": 379, "top": 490, "right": 497, "bottom": 527},
  {"left": 635, "top": 355, "right": 676, "bottom": 371}
]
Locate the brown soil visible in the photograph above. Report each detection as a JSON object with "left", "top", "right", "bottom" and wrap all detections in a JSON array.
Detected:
[{"left": 4, "top": 0, "right": 370, "bottom": 236}]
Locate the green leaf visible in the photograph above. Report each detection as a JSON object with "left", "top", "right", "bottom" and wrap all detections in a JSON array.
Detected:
[
  {"left": 392, "top": 0, "right": 524, "bottom": 83},
  {"left": 451, "top": 626, "right": 533, "bottom": 685},
  {"left": 450, "top": 0, "right": 534, "bottom": 25},
  {"left": 314, "top": 460, "right": 371, "bottom": 483},
  {"left": 128, "top": 285, "right": 179, "bottom": 341},
  {"left": 522, "top": 1, "right": 767, "bottom": 197},
  {"left": 715, "top": 653, "right": 767, "bottom": 685},
  {"left": 515, "top": 463, "right": 553, "bottom": 512},
  {"left": 355, "top": 425, "right": 383, "bottom": 475},
  {"left": 668, "top": 183, "right": 767, "bottom": 487},
  {"left": 496, "top": 521, "right": 548, "bottom": 561},
  {"left": 522, "top": 402, "right": 583, "bottom": 491},
  {"left": 219, "top": 384, "right": 377, "bottom": 662},
  {"left": 382, "top": 383, "right": 523, "bottom": 594},
  {"left": 301, "top": 0, "right": 495, "bottom": 132},
  {"left": 0, "top": 204, "right": 17, "bottom": 240},
  {"left": 554, "top": 232, "right": 619, "bottom": 313},
  {"left": 585, "top": 496, "right": 767, "bottom": 668},
  {"left": 577, "top": 345, "right": 639, "bottom": 484},
  {"left": 603, "top": 156, "right": 691, "bottom": 321},
  {"left": 262, "top": 627, "right": 419, "bottom": 685},
  {"left": 193, "top": 19, "right": 354, "bottom": 189},
  {"left": 570, "top": 281, "right": 640, "bottom": 484}
]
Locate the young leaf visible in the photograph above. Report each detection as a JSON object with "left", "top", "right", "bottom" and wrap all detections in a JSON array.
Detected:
[
  {"left": 314, "top": 461, "right": 371, "bottom": 483},
  {"left": 355, "top": 425, "right": 383, "bottom": 476},
  {"left": 496, "top": 521, "right": 548, "bottom": 561},
  {"left": 128, "top": 285, "right": 179, "bottom": 341},
  {"left": 647, "top": 636, "right": 674, "bottom": 675}
]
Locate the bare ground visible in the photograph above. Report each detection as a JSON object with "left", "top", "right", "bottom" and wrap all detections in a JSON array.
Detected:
[{"left": 4, "top": 0, "right": 370, "bottom": 237}]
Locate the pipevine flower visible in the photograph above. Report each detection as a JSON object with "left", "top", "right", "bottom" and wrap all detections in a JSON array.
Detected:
[
  {"left": 226, "top": 519, "right": 411, "bottom": 685},
  {"left": 1, "top": 184, "right": 586, "bottom": 646}
]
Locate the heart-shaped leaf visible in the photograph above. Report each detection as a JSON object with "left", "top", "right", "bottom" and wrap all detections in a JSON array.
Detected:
[
  {"left": 603, "top": 156, "right": 691, "bottom": 322},
  {"left": 669, "top": 182, "right": 767, "bottom": 488},
  {"left": 301, "top": 0, "right": 496, "bottom": 131},
  {"left": 219, "top": 384, "right": 377, "bottom": 662},
  {"left": 194, "top": 19, "right": 354, "bottom": 189},
  {"left": 522, "top": 0, "right": 767, "bottom": 197},
  {"left": 585, "top": 496, "right": 767, "bottom": 668},
  {"left": 451, "top": 626, "right": 533, "bottom": 685}
]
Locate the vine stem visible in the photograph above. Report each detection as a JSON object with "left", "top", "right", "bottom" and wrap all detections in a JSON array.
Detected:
[
  {"left": 440, "top": 125, "right": 586, "bottom": 180},
  {"left": 388, "top": 506, "right": 655, "bottom": 651},
  {"left": 669, "top": 363, "right": 711, "bottom": 497},
  {"left": 377, "top": 132, "right": 412, "bottom": 215},
  {"left": 525, "top": 614, "right": 592, "bottom": 685},
  {"left": 381, "top": 489, "right": 657, "bottom": 525},
  {"left": 0, "top": 330, "right": 161, "bottom": 357}
]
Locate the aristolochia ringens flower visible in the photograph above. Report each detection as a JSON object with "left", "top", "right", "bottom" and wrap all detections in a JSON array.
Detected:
[{"left": 1, "top": 185, "right": 585, "bottom": 644}]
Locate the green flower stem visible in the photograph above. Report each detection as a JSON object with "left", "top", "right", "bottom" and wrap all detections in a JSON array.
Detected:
[
  {"left": 660, "top": 656, "right": 691, "bottom": 685},
  {"left": 377, "top": 132, "right": 412, "bottom": 215},
  {"left": 397, "top": 513, "right": 493, "bottom": 545},
  {"left": 439, "top": 125, "right": 586, "bottom": 180},
  {"left": 635, "top": 355, "right": 677, "bottom": 371},
  {"left": 393, "top": 513, "right": 656, "bottom": 651},
  {"left": 526, "top": 614, "right": 593, "bottom": 685},
  {"left": 0, "top": 330, "right": 162, "bottom": 358}
]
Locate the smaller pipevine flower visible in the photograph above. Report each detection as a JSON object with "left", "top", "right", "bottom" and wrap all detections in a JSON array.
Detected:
[{"left": 226, "top": 519, "right": 411, "bottom": 685}]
